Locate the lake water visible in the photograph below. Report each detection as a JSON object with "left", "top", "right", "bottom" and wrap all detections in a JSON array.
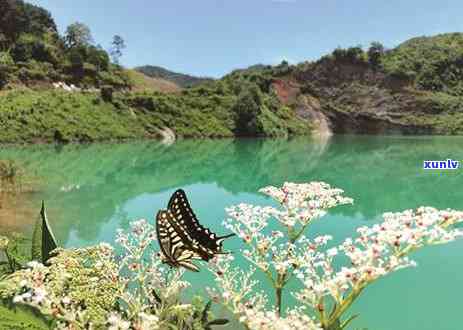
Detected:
[{"left": 1, "top": 135, "right": 463, "bottom": 330}]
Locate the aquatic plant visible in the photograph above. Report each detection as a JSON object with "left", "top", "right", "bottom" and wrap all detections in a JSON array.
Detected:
[
  {"left": 208, "top": 182, "right": 463, "bottom": 330},
  {"left": 0, "top": 160, "right": 22, "bottom": 193}
]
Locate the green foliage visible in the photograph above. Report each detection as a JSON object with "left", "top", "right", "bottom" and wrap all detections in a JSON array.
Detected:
[
  {"left": 0, "top": 51, "right": 14, "bottom": 87},
  {"left": 31, "top": 202, "right": 58, "bottom": 264},
  {"left": 367, "top": 41, "right": 384, "bottom": 69},
  {"left": 11, "top": 34, "right": 57, "bottom": 64},
  {"left": 100, "top": 85, "right": 114, "bottom": 102},
  {"left": 0, "top": 1, "right": 130, "bottom": 89},
  {"left": 0, "top": 90, "right": 145, "bottom": 143},
  {"left": 0, "top": 0, "right": 56, "bottom": 49},
  {"left": 332, "top": 45, "right": 366, "bottom": 63},
  {"left": 0, "top": 301, "right": 51, "bottom": 330},
  {"left": 86, "top": 45, "right": 110, "bottom": 71},
  {"left": 0, "top": 233, "right": 30, "bottom": 275},
  {"left": 0, "top": 51, "right": 15, "bottom": 66},
  {"left": 382, "top": 33, "right": 463, "bottom": 95},
  {"left": 0, "top": 0, "right": 22, "bottom": 48},
  {"left": 64, "top": 22, "right": 93, "bottom": 49},
  {"left": 233, "top": 84, "right": 264, "bottom": 135}
]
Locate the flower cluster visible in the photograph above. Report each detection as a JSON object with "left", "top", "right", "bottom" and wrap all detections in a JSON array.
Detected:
[
  {"left": 208, "top": 255, "right": 321, "bottom": 330},
  {"left": 0, "top": 219, "right": 207, "bottom": 329},
  {"left": 115, "top": 219, "right": 189, "bottom": 309},
  {"left": 296, "top": 207, "right": 463, "bottom": 310},
  {"left": 2, "top": 182, "right": 463, "bottom": 330},
  {"left": 215, "top": 182, "right": 463, "bottom": 330},
  {"left": 260, "top": 182, "right": 353, "bottom": 228},
  {"left": 0, "top": 244, "right": 120, "bottom": 328}
]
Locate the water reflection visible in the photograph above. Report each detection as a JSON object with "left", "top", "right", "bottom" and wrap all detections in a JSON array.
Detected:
[
  {"left": 1, "top": 136, "right": 463, "bottom": 245},
  {"left": 2, "top": 136, "right": 463, "bottom": 330}
]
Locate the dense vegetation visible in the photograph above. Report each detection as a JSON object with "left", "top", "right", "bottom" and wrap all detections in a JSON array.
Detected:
[
  {"left": 382, "top": 33, "right": 463, "bottom": 95},
  {"left": 0, "top": 0, "right": 310, "bottom": 142},
  {"left": 136, "top": 65, "right": 214, "bottom": 88},
  {"left": 0, "top": 0, "right": 130, "bottom": 89},
  {"left": 0, "top": 78, "right": 309, "bottom": 143},
  {"left": 3, "top": 0, "right": 463, "bottom": 142}
]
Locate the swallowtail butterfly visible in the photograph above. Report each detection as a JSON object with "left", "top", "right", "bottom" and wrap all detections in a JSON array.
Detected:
[
  {"left": 156, "top": 209, "right": 202, "bottom": 272},
  {"left": 167, "top": 189, "right": 235, "bottom": 261}
]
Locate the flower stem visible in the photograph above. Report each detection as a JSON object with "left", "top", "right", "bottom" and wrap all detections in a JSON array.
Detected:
[
  {"left": 275, "top": 285, "right": 283, "bottom": 315},
  {"left": 326, "top": 283, "right": 367, "bottom": 329}
]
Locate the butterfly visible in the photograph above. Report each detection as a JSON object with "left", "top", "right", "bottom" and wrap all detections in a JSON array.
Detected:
[
  {"left": 155, "top": 209, "right": 203, "bottom": 272},
  {"left": 167, "top": 189, "right": 235, "bottom": 261}
]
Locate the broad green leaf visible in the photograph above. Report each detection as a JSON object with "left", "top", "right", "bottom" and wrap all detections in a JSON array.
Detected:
[{"left": 31, "top": 201, "right": 58, "bottom": 264}]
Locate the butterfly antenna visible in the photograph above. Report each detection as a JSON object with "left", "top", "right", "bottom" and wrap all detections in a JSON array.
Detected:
[{"left": 218, "top": 233, "right": 236, "bottom": 240}]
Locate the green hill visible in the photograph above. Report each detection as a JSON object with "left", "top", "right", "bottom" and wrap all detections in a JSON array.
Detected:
[
  {"left": 3, "top": 0, "right": 463, "bottom": 142},
  {"left": 0, "top": 0, "right": 130, "bottom": 89},
  {"left": 381, "top": 33, "right": 463, "bottom": 95},
  {"left": 135, "top": 65, "right": 214, "bottom": 88}
]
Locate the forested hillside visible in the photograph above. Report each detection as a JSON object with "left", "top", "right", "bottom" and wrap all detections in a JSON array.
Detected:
[
  {"left": 0, "top": 0, "right": 131, "bottom": 89},
  {"left": 2, "top": 0, "right": 463, "bottom": 143}
]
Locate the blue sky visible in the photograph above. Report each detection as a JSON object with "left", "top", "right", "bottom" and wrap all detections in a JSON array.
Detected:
[{"left": 29, "top": 0, "right": 463, "bottom": 78}]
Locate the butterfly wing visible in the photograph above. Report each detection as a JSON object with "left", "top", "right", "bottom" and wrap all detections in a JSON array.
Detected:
[
  {"left": 155, "top": 210, "right": 201, "bottom": 272},
  {"left": 163, "top": 207, "right": 215, "bottom": 261},
  {"left": 168, "top": 190, "right": 234, "bottom": 254}
]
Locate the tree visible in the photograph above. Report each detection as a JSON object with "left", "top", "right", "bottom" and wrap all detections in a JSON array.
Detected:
[
  {"left": 368, "top": 41, "right": 385, "bottom": 69},
  {"left": 87, "top": 45, "right": 110, "bottom": 71},
  {"left": 20, "top": 2, "right": 57, "bottom": 35},
  {"left": 233, "top": 83, "right": 264, "bottom": 135},
  {"left": 0, "top": 0, "right": 21, "bottom": 48},
  {"left": 64, "top": 22, "right": 93, "bottom": 48},
  {"left": 110, "top": 35, "right": 125, "bottom": 64}
]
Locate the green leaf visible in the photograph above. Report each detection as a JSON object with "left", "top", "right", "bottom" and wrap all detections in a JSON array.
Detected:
[
  {"left": 340, "top": 314, "right": 360, "bottom": 329},
  {"left": 206, "top": 319, "right": 230, "bottom": 326},
  {"left": 201, "top": 300, "right": 212, "bottom": 324},
  {"left": 327, "top": 318, "right": 342, "bottom": 330},
  {"left": 31, "top": 201, "right": 58, "bottom": 264}
]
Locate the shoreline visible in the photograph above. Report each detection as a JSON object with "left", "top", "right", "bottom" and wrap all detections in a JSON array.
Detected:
[{"left": 2, "top": 132, "right": 463, "bottom": 148}]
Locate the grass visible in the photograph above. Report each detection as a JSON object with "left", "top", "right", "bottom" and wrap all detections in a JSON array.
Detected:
[
  {"left": 125, "top": 69, "right": 181, "bottom": 93},
  {"left": 0, "top": 302, "right": 51, "bottom": 330},
  {"left": 0, "top": 78, "right": 311, "bottom": 143},
  {"left": 0, "top": 89, "right": 144, "bottom": 143}
]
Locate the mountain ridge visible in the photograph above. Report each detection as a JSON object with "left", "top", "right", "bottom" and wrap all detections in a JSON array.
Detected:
[
  {"left": 135, "top": 65, "right": 214, "bottom": 88},
  {"left": 3, "top": 0, "right": 463, "bottom": 142}
]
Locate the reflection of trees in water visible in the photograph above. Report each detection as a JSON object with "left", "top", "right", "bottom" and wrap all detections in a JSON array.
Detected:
[
  {"left": 1, "top": 136, "right": 463, "bottom": 244},
  {"left": 315, "top": 136, "right": 463, "bottom": 218}
]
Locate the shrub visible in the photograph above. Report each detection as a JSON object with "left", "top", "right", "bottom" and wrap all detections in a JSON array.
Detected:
[
  {"left": 11, "top": 34, "right": 57, "bottom": 64},
  {"left": 232, "top": 84, "right": 264, "bottom": 135},
  {"left": 367, "top": 41, "right": 385, "bottom": 69},
  {"left": 100, "top": 85, "right": 114, "bottom": 102}
]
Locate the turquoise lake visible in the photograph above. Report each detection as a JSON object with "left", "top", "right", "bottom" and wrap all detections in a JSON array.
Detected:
[{"left": 1, "top": 135, "right": 463, "bottom": 330}]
